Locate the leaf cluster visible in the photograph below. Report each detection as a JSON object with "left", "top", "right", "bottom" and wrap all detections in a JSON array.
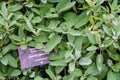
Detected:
[{"left": 1, "top": 0, "right": 120, "bottom": 80}]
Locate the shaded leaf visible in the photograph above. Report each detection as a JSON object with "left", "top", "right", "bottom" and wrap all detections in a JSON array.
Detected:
[
  {"left": 10, "top": 69, "right": 21, "bottom": 76},
  {"left": 8, "top": 4, "right": 23, "bottom": 12},
  {"left": 107, "top": 71, "right": 117, "bottom": 80}
]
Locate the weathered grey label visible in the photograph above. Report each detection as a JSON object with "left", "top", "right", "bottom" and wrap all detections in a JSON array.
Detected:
[{"left": 18, "top": 47, "right": 51, "bottom": 69}]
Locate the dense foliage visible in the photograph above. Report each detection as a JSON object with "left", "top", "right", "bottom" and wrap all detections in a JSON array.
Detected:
[{"left": 0, "top": 0, "right": 120, "bottom": 80}]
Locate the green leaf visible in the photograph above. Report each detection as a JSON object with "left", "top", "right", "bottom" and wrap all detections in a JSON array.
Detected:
[
  {"left": 63, "top": 75, "right": 74, "bottom": 80},
  {"left": 34, "top": 76, "right": 43, "bottom": 80},
  {"left": 63, "top": 12, "right": 77, "bottom": 26},
  {"left": 103, "top": 25, "right": 112, "bottom": 36},
  {"left": 111, "top": 62, "right": 120, "bottom": 72},
  {"left": 9, "top": 34, "right": 22, "bottom": 42},
  {"left": 8, "top": 4, "right": 23, "bottom": 12},
  {"left": 50, "top": 60, "right": 67, "bottom": 66},
  {"left": 48, "top": 20, "right": 60, "bottom": 30},
  {"left": 97, "top": 65, "right": 108, "bottom": 80},
  {"left": 103, "top": 39, "right": 113, "bottom": 47},
  {"left": 45, "top": 35, "right": 62, "bottom": 52},
  {"left": 86, "top": 45, "right": 97, "bottom": 51},
  {"left": 31, "top": 8, "right": 40, "bottom": 15},
  {"left": 6, "top": 54, "right": 17, "bottom": 68},
  {"left": 64, "top": 49, "right": 73, "bottom": 58},
  {"left": 67, "top": 29, "right": 83, "bottom": 36},
  {"left": 87, "top": 76, "right": 98, "bottom": 80},
  {"left": 95, "top": 33, "right": 101, "bottom": 44},
  {"left": 41, "top": 0, "right": 47, "bottom": 3},
  {"left": 71, "top": 68, "right": 82, "bottom": 77},
  {"left": 0, "top": 72, "right": 5, "bottom": 80},
  {"left": 74, "top": 36, "right": 84, "bottom": 51},
  {"left": 10, "top": 69, "right": 21, "bottom": 76},
  {"left": 77, "top": 0, "right": 85, "bottom": 3},
  {"left": 0, "top": 56, "right": 8, "bottom": 65},
  {"left": 20, "top": 44, "right": 27, "bottom": 50},
  {"left": 79, "top": 57, "right": 92, "bottom": 65},
  {"left": 18, "top": 27, "right": 25, "bottom": 38},
  {"left": 93, "top": 21, "right": 103, "bottom": 30},
  {"left": 44, "top": 13, "right": 59, "bottom": 18},
  {"left": 0, "top": 2, "right": 8, "bottom": 19},
  {"left": 69, "top": 62, "right": 75, "bottom": 72},
  {"left": 24, "top": 16, "right": 36, "bottom": 34},
  {"left": 55, "top": 66, "right": 65, "bottom": 74},
  {"left": 75, "top": 11, "right": 90, "bottom": 28},
  {"left": 107, "top": 50, "right": 120, "bottom": 61},
  {"left": 96, "top": 54, "right": 103, "bottom": 71},
  {"left": 0, "top": 16, "right": 5, "bottom": 25},
  {"left": 2, "top": 44, "right": 17, "bottom": 55},
  {"left": 75, "top": 50, "right": 81, "bottom": 60},
  {"left": 56, "top": 1, "right": 76, "bottom": 13},
  {"left": 46, "top": 69, "right": 55, "bottom": 80},
  {"left": 9, "top": 20, "right": 17, "bottom": 27},
  {"left": 48, "top": 0, "right": 61, "bottom": 3},
  {"left": 29, "top": 72, "right": 35, "bottom": 78},
  {"left": 49, "top": 53, "right": 64, "bottom": 60},
  {"left": 87, "top": 33, "right": 97, "bottom": 44},
  {"left": 67, "top": 34, "right": 75, "bottom": 43},
  {"left": 31, "top": 16, "right": 42, "bottom": 24},
  {"left": 85, "top": 51, "right": 96, "bottom": 58},
  {"left": 111, "top": 0, "right": 118, "bottom": 9},
  {"left": 107, "top": 71, "right": 117, "bottom": 80}
]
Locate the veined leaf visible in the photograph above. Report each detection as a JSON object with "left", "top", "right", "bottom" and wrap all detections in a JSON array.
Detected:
[
  {"left": 10, "top": 69, "right": 21, "bottom": 76},
  {"left": 48, "top": 20, "right": 60, "bottom": 30},
  {"left": 79, "top": 57, "right": 92, "bottom": 65},
  {"left": 9, "top": 35, "right": 22, "bottom": 42},
  {"left": 45, "top": 34, "right": 62, "bottom": 52},
  {"left": 74, "top": 36, "right": 84, "bottom": 51},
  {"left": 7, "top": 54, "right": 17, "bottom": 68},
  {"left": 96, "top": 54, "right": 103, "bottom": 71},
  {"left": 50, "top": 60, "right": 67, "bottom": 66},
  {"left": 24, "top": 16, "right": 36, "bottom": 34},
  {"left": 56, "top": 1, "right": 76, "bottom": 13},
  {"left": 103, "top": 25, "right": 112, "bottom": 36},
  {"left": 0, "top": 55, "right": 8, "bottom": 65},
  {"left": 75, "top": 11, "right": 90, "bottom": 28},
  {"left": 64, "top": 12, "right": 77, "bottom": 26},
  {"left": 103, "top": 39, "right": 113, "bottom": 47},
  {"left": 31, "top": 16, "right": 42, "bottom": 24},
  {"left": 67, "top": 29, "right": 83, "bottom": 36},
  {"left": 87, "top": 33, "right": 97, "bottom": 44}
]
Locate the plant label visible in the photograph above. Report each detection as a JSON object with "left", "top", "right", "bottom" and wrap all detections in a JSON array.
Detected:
[{"left": 18, "top": 47, "right": 51, "bottom": 69}]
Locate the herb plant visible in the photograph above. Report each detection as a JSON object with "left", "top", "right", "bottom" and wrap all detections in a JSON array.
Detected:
[{"left": 0, "top": 0, "right": 120, "bottom": 80}]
